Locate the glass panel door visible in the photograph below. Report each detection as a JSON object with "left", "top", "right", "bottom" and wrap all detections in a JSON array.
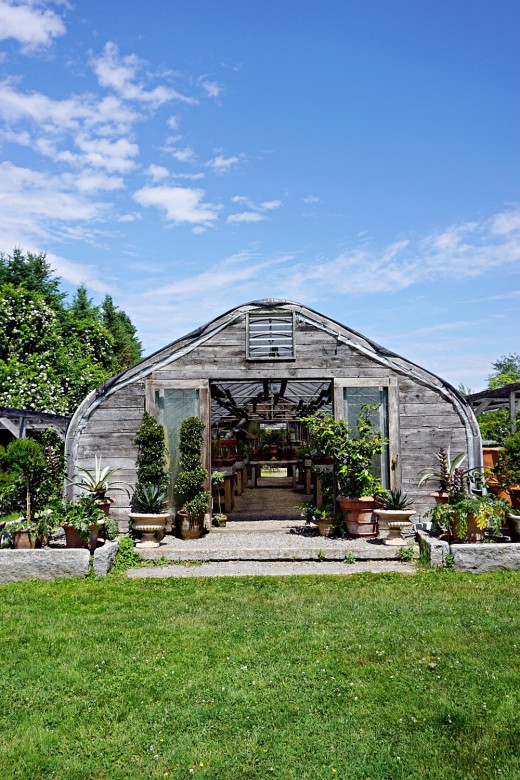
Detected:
[
  {"left": 155, "top": 388, "right": 200, "bottom": 506},
  {"left": 343, "top": 386, "right": 389, "bottom": 488}
]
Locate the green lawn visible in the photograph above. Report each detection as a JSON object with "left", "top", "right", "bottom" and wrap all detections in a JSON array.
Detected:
[{"left": 0, "top": 570, "right": 519, "bottom": 780}]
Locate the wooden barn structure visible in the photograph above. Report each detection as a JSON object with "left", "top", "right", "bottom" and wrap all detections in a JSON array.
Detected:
[{"left": 65, "top": 300, "right": 482, "bottom": 528}]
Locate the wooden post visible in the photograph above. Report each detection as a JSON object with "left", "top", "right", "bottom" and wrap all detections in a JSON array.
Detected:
[{"left": 510, "top": 391, "right": 517, "bottom": 435}]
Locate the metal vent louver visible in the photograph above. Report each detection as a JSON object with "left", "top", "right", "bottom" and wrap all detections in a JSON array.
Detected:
[{"left": 247, "top": 312, "right": 294, "bottom": 359}]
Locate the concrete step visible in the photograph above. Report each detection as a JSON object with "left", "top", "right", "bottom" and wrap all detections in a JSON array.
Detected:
[{"left": 127, "top": 560, "right": 417, "bottom": 578}]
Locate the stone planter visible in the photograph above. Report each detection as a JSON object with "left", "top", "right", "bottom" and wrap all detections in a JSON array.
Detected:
[
  {"left": 337, "top": 496, "right": 379, "bottom": 538},
  {"left": 374, "top": 509, "right": 416, "bottom": 546},
  {"left": 176, "top": 510, "right": 205, "bottom": 540},
  {"left": 129, "top": 513, "right": 168, "bottom": 548}
]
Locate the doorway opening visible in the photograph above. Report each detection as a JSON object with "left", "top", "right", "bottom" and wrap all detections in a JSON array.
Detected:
[{"left": 210, "top": 379, "right": 333, "bottom": 522}]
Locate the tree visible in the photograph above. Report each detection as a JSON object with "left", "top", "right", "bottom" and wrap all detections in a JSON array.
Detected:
[
  {"left": 7, "top": 438, "right": 46, "bottom": 521},
  {"left": 487, "top": 353, "right": 520, "bottom": 390},
  {"left": 0, "top": 248, "right": 142, "bottom": 415}
]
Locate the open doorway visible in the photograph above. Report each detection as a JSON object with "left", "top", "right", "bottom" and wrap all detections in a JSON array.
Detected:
[{"left": 210, "top": 379, "right": 333, "bottom": 522}]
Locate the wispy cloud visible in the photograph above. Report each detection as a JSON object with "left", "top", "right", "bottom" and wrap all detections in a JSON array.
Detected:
[
  {"left": 0, "top": 0, "right": 66, "bottom": 51},
  {"left": 198, "top": 78, "right": 223, "bottom": 99},
  {"left": 227, "top": 211, "right": 265, "bottom": 224},
  {"left": 226, "top": 195, "right": 282, "bottom": 224},
  {"left": 91, "top": 42, "right": 196, "bottom": 108},
  {"left": 207, "top": 153, "right": 240, "bottom": 173}
]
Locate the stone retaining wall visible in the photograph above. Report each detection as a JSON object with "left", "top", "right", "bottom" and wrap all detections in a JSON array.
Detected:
[
  {"left": 416, "top": 530, "right": 520, "bottom": 573},
  {"left": 0, "top": 539, "right": 121, "bottom": 583}
]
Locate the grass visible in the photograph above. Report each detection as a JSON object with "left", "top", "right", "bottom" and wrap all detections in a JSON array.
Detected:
[{"left": 0, "top": 570, "right": 519, "bottom": 779}]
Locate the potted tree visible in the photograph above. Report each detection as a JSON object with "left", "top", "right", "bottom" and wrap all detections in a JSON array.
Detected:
[
  {"left": 302, "top": 408, "right": 387, "bottom": 539},
  {"left": 174, "top": 416, "right": 211, "bottom": 540},
  {"left": 129, "top": 412, "right": 170, "bottom": 547},
  {"left": 6, "top": 438, "right": 48, "bottom": 547},
  {"left": 211, "top": 470, "right": 227, "bottom": 527}
]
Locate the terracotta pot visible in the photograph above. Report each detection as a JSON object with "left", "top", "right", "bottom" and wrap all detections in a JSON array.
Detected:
[
  {"left": 452, "top": 513, "right": 483, "bottom": 544},
  {"left": 509, "top": 486, "right": 520, "bottom": 510},
  {"left": 482, "top": 446, "right": 504, "bottom": 472},
  {"left": 317, "top": 518, "right": 337, "bottom": 537},
  {"left": 430, "top": 491, "right": 450, "bottom": 505},
  {"left": 488, "top": 484, "right": 512, "bottom": 505},
  {"left": 97, "top": 499, "right": 113, "bottom": 516},
  {"left": 337, "top": 496, "right": 379, "bottom": 538},
  {"left": 177, "top": 510, "right": 205, "bottom": 540},
  {"left": 13, "top": 529, "right": 36, "bottom": 549},
  {"left": 63, "top": 522, "right": 102, "bottom": 552}
]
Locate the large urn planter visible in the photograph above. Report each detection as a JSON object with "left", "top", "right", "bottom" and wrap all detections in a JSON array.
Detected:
[
  {"left": 374, "top": 509, "right": 416, "bottom": 545},
  {"left": 337, "top": 496, "right": 379, "bottom": 538},
  {"left": 129, "top": 513, "right": 168, "bottom": 548},
  {"left": 176, "top": 510, "right": 205, "bottom": 540}
]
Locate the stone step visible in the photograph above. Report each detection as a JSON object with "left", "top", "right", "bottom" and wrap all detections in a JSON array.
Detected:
[{"left": 127, "top": 560, "right": 417, "bottom": 578}]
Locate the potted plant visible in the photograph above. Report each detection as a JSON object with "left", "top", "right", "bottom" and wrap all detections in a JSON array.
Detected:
[
  {"left": 129, "top": 484, "right": 169, "bottom": 548},
  {"left": 6, "top": 438, "right": 48, "bottom": 546},
  {"left": 211, "top": 470, "right": 227, "bottom": 527},
  {"left": 302, "top": 407, "right": 387, "bottom": 538},
  {"left": 418, "top": 448, "right": 468, "bottom": 504},
  {"left": 430, "top": 493, "right": 508, "bottom": 544},
  {"left": 374, "top": 489, "right": 416, "bottom": 546},
  {"left": 130, "top": 412, "right": 171, "bottom": 546},
  {"left": 4, "top": 518, "right": 37, "bottom": 549},
  {"left": 52, "top": 495, "right": 106, "bottom": 551},
  {"left": 299, "top": 501, "right": 339, "bottom": 537},
  {"left": 174, "top": 416, "right": 211, "bottom": 540},
  {"left": 69, "top": 456, "right": 127, "bottom": 515}
]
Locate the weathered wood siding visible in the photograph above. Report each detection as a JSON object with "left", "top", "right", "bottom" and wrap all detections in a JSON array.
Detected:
[{"left": 67, "top": 304, "right": 478, "bottom": 529}]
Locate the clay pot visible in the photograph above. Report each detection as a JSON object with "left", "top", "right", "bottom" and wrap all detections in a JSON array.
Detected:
[
  {"left": 451, "top": 514, "right": 483, "bottom": 544},
  {"left": 63, "top": 522, "right": 102, "bottom": 552},
  {"left": 13, "top": 529, "right": 36, "bottom": 549},
  {"left": 317, "top": 518, "right": 337, "bottom": 538},
  {"left": 176, "top": 510, "right": 205, "bottom": 540},
  {"left": 337, "top": 496, "right": 379, "bottom": 538}
]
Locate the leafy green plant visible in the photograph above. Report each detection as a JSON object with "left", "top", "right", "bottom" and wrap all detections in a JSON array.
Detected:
[
  {"left": 430, "top": 493, "right": 508, "bottom": 541},
  {"left": 211, "top": 470, "right": 226, "bottom": 518},
  {"left": 174, "top": 417, "right": 210, "bottom": 515},
  {"left": 51, "top": 495, "right": 105, "bottom": 542},
  {"left": 6, "top": 438, "right": 46, "bottom": 522},
  {"left": 493, "top": 431, "right": 520, "bottom": 487},
  {"left": 344, "top": 551, "right": 356, "bottom": 564},
  {"left": 134, "top": 412, "right": 170, "bottom": 493},
  {"left": 418, "top": 447, "right": 468, "bottom": 498},
  {"left": 302, "top": 407, "right": 387, "bottom": 497},
  {"left": 398, "top": 545, "right": 415, "bottom": 562}
]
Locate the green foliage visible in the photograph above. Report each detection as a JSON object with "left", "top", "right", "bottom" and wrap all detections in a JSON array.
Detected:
[
  {"left": 175, "top": 416, "right": 209, "bottom": 513},
  {"left": 398, "top": 545, "right": 416, "bottom": 562},
  {"left": 477, "top": 409, "right": 513, "bottom": 445},
  {"left": 302, "top": 407, "right": 387, "bottom": 497},
  {"left": 503, "top": 431, "right": 520, "bottom": 484},
  {"left": 430, "top": 494, "right": 508, "bottom": 540},
  {"left": 134, "top": 412, "right": 170, "bottom": 494},
  {"left": 50, "top": 495, "right": 105, "bottom": 542},
  {"left": 101, "top": 295, "right": 142, "bottom": 372},
  {"left": 0, "top": 248, "right": 141, "bottom": 415},
  {"left": 133, "top": 484, "right": 167, "bottom": 514},
  {"left": 487, "top": 353, "right": 520, "bottom": 390},
  {"left": 7, "top": 438, "right": 46, "bottom": 521},
  {"left": 417, "top": 447, "right": 471, "bottom": 499},
  {"left": 379, "top": 489, "right": 413, "bottom": 510}
]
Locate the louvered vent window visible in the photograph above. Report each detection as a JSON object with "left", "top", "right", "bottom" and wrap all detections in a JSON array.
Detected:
[{"left": 247, "top": 312, "right": 295, "bottom": 360}]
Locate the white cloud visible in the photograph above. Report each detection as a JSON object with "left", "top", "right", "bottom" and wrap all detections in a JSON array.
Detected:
[
  {"left": 227, "top": 211, "right": 266, "bottom": 224},
  {"left": 91, "top": 42, "right": 196, "bottom": 108},
  {"left": 167, "top": 146, "right": 196, "bottom": 163},
  {"left": 260, "top": 199, "right": 282, "bottom": 211},
  {"left": 198, "top": 79, "right": 223, "bottom": 99},
  {"left": 133, "top": 185, "right": 220, "bottom": 225},
  {"left": 491, "top": 208, "right": 520, "bottom": 235},
  {"left": 0, "top": 0, "right": 65, "bottom": 51},
  {"left": 46, "top": 251, "right": 112, "bottom": 294},
  {"left": 146, "top": 163, "right": 169, "bottom": 181},
  {"left": 207, "top": 154, "right": 240, "bottom": 173},
  {"left": 303, "top": 195, "right": 320, "bottom": 204}
]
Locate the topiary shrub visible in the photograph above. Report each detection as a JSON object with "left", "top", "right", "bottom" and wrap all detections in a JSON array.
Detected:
[
  {"left": 133, "top": 412, "right": 170, "bottom": 509},
  {"left": 174, "top": 417, "right": 210, "bottom": 514}
]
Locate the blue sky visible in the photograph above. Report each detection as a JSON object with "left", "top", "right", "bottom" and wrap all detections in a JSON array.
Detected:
[{"left": 0, "top": 0, "right": 519, "bottom": 391}]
